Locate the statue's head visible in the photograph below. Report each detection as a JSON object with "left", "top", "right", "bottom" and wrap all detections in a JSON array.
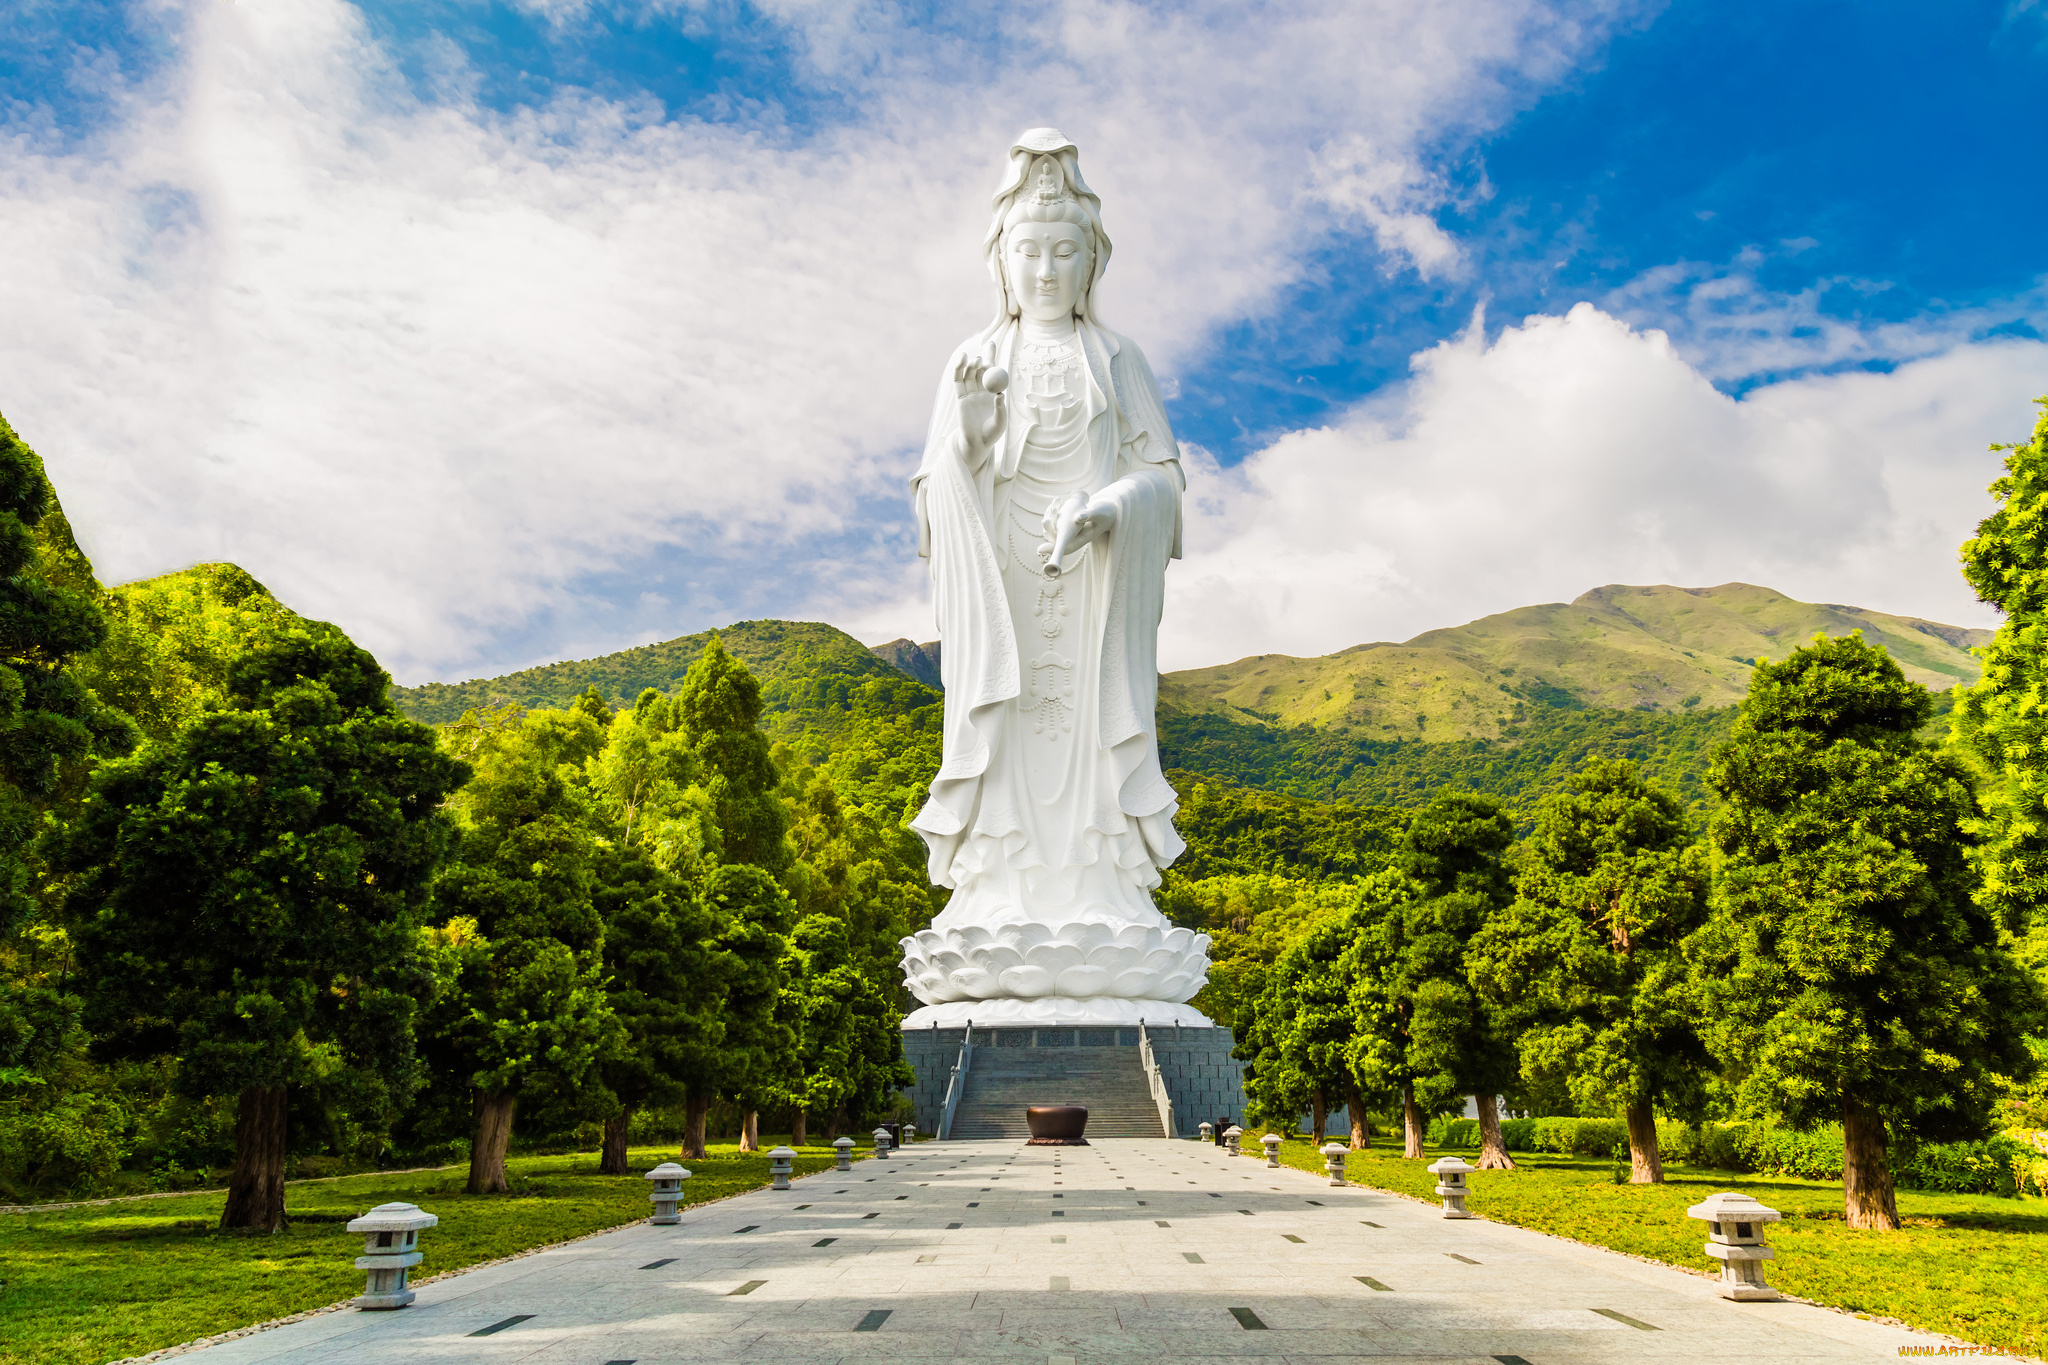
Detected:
[{"left": 984, "top": 128, "right": 1111, "bottom": 325}]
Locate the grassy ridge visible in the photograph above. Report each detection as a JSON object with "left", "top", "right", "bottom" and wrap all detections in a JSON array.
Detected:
[
  {"left": 1243, "top": 1137, "right": 2046, "bottom": 1357},
  {"left": 1162, "top": 582, "right": 1989, "bottom": 741},
  {"left": 0, "top": 1140, "right": 857, "bottom": 1365}
]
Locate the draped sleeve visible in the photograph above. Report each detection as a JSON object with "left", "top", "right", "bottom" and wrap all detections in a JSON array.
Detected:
[{"left": 907, "top": 323, "right": 1020, "bottom": 878}]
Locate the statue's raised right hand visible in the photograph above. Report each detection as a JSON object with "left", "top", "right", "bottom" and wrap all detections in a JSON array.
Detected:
[{"left": 952, "top": 355, "right": 1008, "bottom": 468}]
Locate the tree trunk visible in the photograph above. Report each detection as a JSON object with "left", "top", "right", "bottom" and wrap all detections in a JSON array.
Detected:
[
  {"left": 1310, "top": 1089, "right": 1327, "bottom": 1144},
  {"left": 1343, "top": 1080, "right": 1371, "bottom": 1150},
  {"left": 1624, "top": 1100, "right": 1664, "bottom": 1184},
  {"left": 1843, "top": 1093, "right": 1901, "bottom": 1230},
  {"left": 1401, "top": 1082, "right": 1424, "bottom": 1159},
  {"left": 1475, "top": 1093, "right": 1516, "bottom": 1170},
  {"left": 824, "top": 1103, "right": 844, "bottom": 1144},
  {"left": 739, "top": 1108, "right": 760, "bottom": 1152},
  {"left": 599, "top": 1110, "right": 632, "bottom": 1175},
  {"left": 792, "top": 1107, "right": 807, "bottom": 1147},
  {"left": 683, "top": 1091, "right": 711, "bottom": 1161},
  {"left": 220, "top": 1085, "right": 289, "bottom": 1232},
  {"left": 468, "top": 1091, "right": 517, "bottom": 1194}
]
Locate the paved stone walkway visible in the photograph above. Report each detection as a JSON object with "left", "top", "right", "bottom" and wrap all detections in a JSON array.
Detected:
[{"left": 179, "top": 1138, "right": 1953, "bottom": 1363}]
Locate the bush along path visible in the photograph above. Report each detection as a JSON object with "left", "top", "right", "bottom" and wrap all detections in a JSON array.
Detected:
[
  {"left": 0, "top": 1140, "right": 851, "bottom": 1365},
  {"left": 1241, "top": 1135, "right": 2048, "bottom": 1358}
]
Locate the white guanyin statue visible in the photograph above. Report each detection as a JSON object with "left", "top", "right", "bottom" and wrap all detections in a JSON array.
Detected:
[{"left": 897, "top": 128, "right": 1212, "bottom": 1028}]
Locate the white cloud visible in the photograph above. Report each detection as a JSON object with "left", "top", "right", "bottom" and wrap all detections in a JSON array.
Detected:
[
  {"left": 0, "top": 0, "right": 1644, "bottom": 681},
  {"left": 1157, "top": 302, "right": 2042, "bottom": 671},
  {"left": 1600, "top": 247, "right": 2048, "bottom": 385}
]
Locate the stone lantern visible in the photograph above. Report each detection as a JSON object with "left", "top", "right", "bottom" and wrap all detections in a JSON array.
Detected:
[
  {"left": 1261, "top": 1133, "right": 1282, "bottom": 1167},
  {"left": 833, "top": 1135, "right": 855, "bottom": 1170},
  {"left": 903, "top": 1122, "right": 918, "bottom": 1145},
  {"left": 1320, "top": 1141, "right": 1348, "bottom": 1186},
  {"left": 1198, "top": 1121, "right": 1214, "bottom": 1142},
  {"left": 769, "top": 1145, "right": 797, "bottom": 1191},
  {"left": 1686, "top": 1191, "right": 1783, "bottom": 1301},
  {"left": 872, "top": 1126, "right": 894, "bottom": 1156},
  {"left": 348, "top": 1202, "right": 437, "bottom": 1310},
  {"left": 1426, "top": 1155, "right": 1476, "bottom": 1218},
  {"left": 644, "top": 1162, "right": 691, "bottom": 1225},
  {"left": 1223, "top": 1124, "right": 1243, "bottom": 1155}
]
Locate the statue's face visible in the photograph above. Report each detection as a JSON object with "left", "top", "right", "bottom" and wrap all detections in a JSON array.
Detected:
[{"left": 1006, "top": 221, "right": 1091, "bottom": 323}]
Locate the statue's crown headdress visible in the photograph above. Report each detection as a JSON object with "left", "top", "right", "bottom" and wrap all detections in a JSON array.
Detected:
[{"left": 983, "top": 128, "right": 1113, "bottom": 323}]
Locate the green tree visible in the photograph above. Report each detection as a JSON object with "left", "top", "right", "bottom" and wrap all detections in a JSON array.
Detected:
[
  {"left": 1469, "top": 758, "right": 1710, "bottom": 1182},
  {"left": 1955, "top": 396, "right": 2048, "bottom": 994},
  {"left": 0, "top": 414, "right": 139, "bottom": 1200},
  {"left": 673, "top": 864, "right": 793, "bottom": 1159},
  {"left": 592, "top": 846, "right": 723, "bottom": 1173},
  {"left": 72, "top": 564, "right": 307, "bottom": 747},
  {"left": 780, "top": 913, "right": 913, "bottom": 1143},
  {"left": 56, "top": 629, "right": 466, "bottom": 1229},
  {"left": 1701, "top": 633, "right": 2043, "bottom": 1229},
  {"left": 1343, "top": 790, "right": 1515, "bottom": 1159},
  {"left": 680, "top": 637, "right": 789, "bottom": 872},
  {"left": 425, "top": 705, "right": 623, "bottom": 1194},
  {"left": 0, "top": 414, "right": 132, "bottom": 934},
  {"left": 588, "top": 689, "right": 713, "bottom": 872},
  {"left": 781, "top": 758, "right": 935, "bottom": 994},
  {"left": 1172, "top": 873, "right": 1355, "bottom": 1033},
  {"left": 1239, "top": 904, "right": 1386, "bottom": 1144}
]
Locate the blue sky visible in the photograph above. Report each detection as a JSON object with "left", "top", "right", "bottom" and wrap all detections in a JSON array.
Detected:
[{"left": 2, "top": 0, "right": 2045, "bottom": 679}]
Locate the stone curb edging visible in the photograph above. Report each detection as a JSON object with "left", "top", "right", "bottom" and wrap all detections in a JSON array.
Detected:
[
  {"left": 99, "top": 1157, "right": 860, "bottom": 1365},
  {"left": 1, "top": 1164, "right": 467, "bottom": 1216},
  {"left": 1229, "top": 1145, "right": 2045, "bottom": 1365}
]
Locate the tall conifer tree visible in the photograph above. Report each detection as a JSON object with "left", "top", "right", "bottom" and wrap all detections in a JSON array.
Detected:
[
  {"left": 59, "top": 630, "right": 465, "bottom": 1228},
  {"left": 1469, "top": 758, "right": 1709, "bottom": 1182},
  {"left": 1702, "top": 633, "right": 2041, "bottom": 1229},
  {"left": 424, "top": 705, "right": 623, "bottom": 1194},
  {"left": 1342, "top": 790, "right": 1516, "bottom": 1159}
]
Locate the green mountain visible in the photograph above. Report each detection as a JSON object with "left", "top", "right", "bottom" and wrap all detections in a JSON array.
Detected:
[
  {"left": 1160, "top": 582, "right": 1990, "bottom": 743},
  {"left": 378, "top": 581, "right": 1988, "bottom": 825},
  {"left": 1149, "top": 582, "right": 1988, "bottom": 822},
  {"left": 389, "top": 619, "right": 940, "bottom": 762}
]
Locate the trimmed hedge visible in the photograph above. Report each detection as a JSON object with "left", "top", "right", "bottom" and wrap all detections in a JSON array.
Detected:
[
  {"left": 1423, "top": 1117, "right": 1480, "bottom": 1148},
  {"left": 1405, "top": 1114, "right": 2036, "bottom": 1197}
]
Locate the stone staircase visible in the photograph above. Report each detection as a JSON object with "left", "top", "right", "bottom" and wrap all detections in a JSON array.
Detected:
[{"left": 948, "top": 1046, "right": 1165, "bottom": 1140}]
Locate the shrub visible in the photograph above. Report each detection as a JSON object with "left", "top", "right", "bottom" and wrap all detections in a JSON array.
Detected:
[
  {"left": 2007, "top": 1129, "right": 2048, "bottom": 1197},
  {"left": 1499, "top": 1117, "right": 1537, "bottom": 1151},
  {"left": 1895, "top": 1136, "right": 2025, "bottom": 1196},
  {"left": 1425, "top": 1116, "right": 1479, "bottom": 1148},
  {"left": 1738, "top": 1123, "right": 1847, "bottom": 1181},
  {"left": 1695, "top": 1121, "right": 1754, "bottom": 1171},
  {"left": 1654, "top": 1121, "right": 1701, "bottom": 1165},
  {"left": 1530, "top": 1116, "right": 1626, "bottom": 1156},
  {"left": 0, "top": 1089, "right": 131, "bottom": 1199}
]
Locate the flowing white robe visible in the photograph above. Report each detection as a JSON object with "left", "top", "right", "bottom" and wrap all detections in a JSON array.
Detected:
[{"left": 901, "top": 319, "right": 1206, "bottom": 1022}]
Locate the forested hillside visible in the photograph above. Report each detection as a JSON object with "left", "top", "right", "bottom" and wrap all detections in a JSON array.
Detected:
[
  {"left": 383, "top": 581, "right": 1984, "bottom": 827},
  {"left": 393, "top": 620, "right": 939, "bottom": 764},
  {"left": 1160, "top": 698, "right": 1742, "bottom": 823}
]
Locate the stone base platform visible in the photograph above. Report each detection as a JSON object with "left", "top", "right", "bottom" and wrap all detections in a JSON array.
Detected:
[{"left": 902, "top": 1024, "right": 1246, "bottom": 1139}]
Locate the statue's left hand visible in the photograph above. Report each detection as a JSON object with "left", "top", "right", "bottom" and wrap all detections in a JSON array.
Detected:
[
  {"left": 1067, "top": 495, "right": 1117, "bottom": 552},
  {"left": 1042, "top": 491, "right": 1117, "bottom": 576}
]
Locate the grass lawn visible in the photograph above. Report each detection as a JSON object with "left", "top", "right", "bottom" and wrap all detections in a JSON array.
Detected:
[
  {"left": 1244, "top": 1134, "right": 2048, "bottom": 1357},
  {"left": 0, "top": 1137, "right": 858, "bottom": 1365}
]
